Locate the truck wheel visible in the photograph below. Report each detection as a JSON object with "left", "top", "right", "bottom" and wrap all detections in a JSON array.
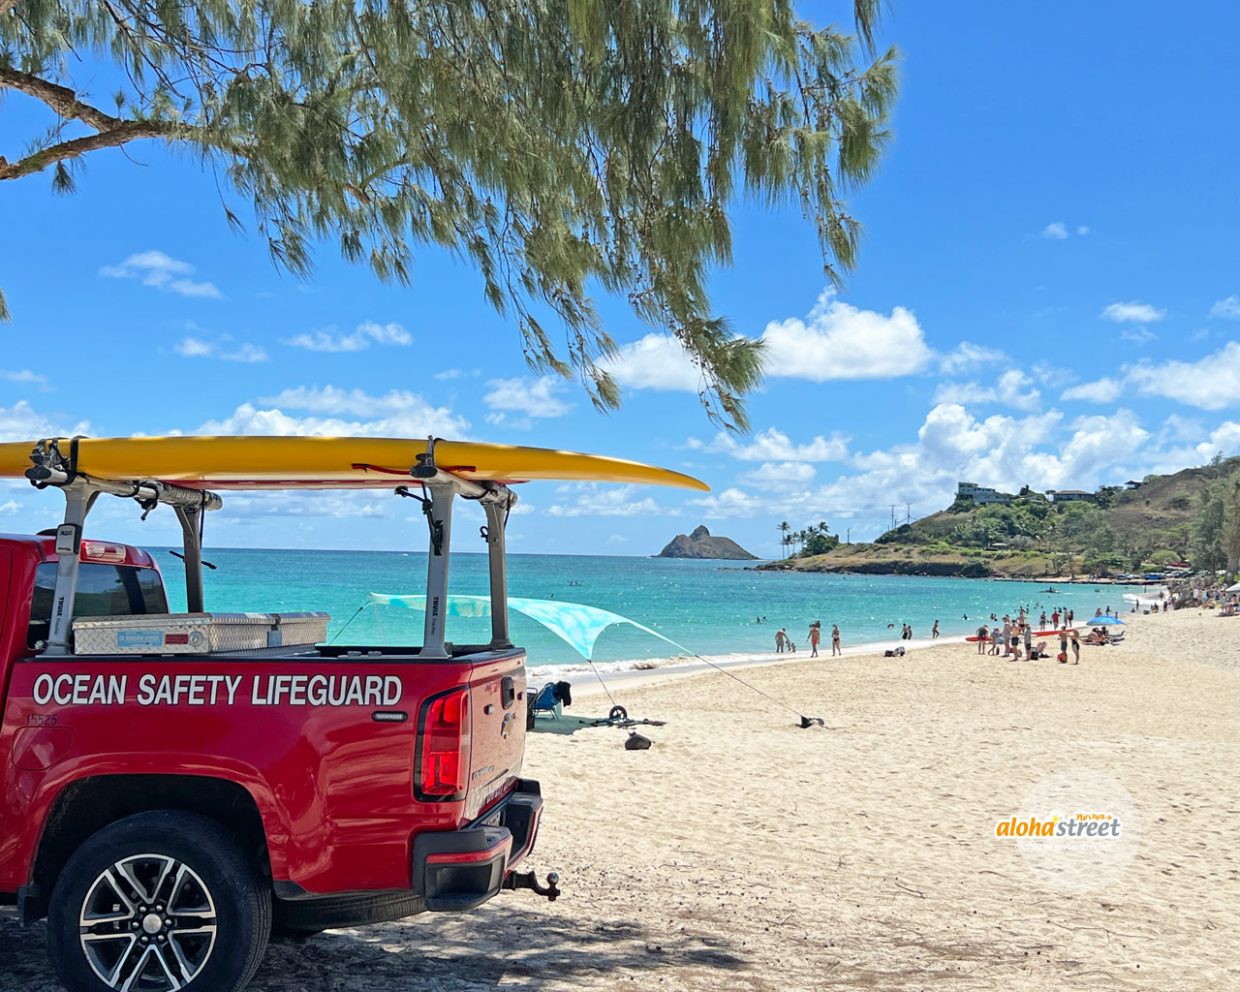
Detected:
[{"left": 47, "top": 810, "right": 271, "bottom": 992}]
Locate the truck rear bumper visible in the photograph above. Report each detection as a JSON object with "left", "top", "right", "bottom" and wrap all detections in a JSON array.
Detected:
[{"left": 412, "top": 779, "right": 544, "bottom": 911}]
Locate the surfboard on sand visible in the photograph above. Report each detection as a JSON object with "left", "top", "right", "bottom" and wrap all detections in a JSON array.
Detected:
[{"left": 0, "top": 436, "right": 709, "bottom": 492}]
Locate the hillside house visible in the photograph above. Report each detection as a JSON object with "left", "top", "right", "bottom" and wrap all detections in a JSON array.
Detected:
[{"left": 956, "top": 482, "right": 1012, "bottom": 506}]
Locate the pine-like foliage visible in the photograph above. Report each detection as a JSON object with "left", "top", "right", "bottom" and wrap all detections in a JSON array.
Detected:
[{"left": 1, "top": 1, "right": 897, "bottom": 428}]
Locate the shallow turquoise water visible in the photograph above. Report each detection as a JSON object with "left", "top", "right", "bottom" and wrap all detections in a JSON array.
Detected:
[{"left": 157, "top": 548, "right": 1140, "bottom": 668}]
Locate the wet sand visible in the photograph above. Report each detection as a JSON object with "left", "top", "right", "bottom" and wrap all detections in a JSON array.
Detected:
[{"left": 3, "top": 609, "right": 1238, "bottom": 990}]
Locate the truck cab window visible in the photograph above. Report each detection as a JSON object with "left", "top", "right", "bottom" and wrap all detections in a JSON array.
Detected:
[{"left": 27, "top": 563, "right": 169, "bottom": 650}]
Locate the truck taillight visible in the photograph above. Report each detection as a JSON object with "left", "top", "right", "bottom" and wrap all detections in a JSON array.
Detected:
[
  {"left": 416, "top": 687, "right": 471, "bottom": 801},
  {"left": 82, "top": 541, "right": 127, "bottom": 563}
]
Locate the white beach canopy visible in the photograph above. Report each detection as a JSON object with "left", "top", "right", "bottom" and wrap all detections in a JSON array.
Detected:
[{"left": 367, "top": 593, "right": 679, "bottom": 661}]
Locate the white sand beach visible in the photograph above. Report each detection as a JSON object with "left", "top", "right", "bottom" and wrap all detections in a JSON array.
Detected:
[{"left": 3, "top": 609, "right": 1238, "bottom": 990}]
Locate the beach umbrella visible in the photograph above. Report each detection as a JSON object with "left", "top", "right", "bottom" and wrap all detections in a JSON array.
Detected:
[{"left": 1226, "top": 582, "right": 1240, "bottom": 593}]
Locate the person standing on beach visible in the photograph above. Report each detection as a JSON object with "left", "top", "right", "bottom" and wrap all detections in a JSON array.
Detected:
[
  {"left": 1058, "top": 628, "right": 1069, "bottom": 664},
  {"left": 1052, "top": 609, "right": 1060, "bottom": 628},
  {"left": 831, "top": 624, "right": 842, "bottom": 656},
  {"left": 932, "top": 620, "right": 940, "bottom": 639},
  {"left": 1022, "top": 623, "right": 1033, "bottom": 661},
  {"left": 1069, "top": 629, "right": 1080, "bottom": 664},
  {"left": 775, "top": 628, "right": 787, "bottom": 654},
  {"left": 1000, "top": 617, "right": 1012, "bottom": 658},
  {"left": 977, "top": 623, "right": 989, "bottom": 654},
  {"left": 809, "top": 622, "right": 821, "bottom": 658}
]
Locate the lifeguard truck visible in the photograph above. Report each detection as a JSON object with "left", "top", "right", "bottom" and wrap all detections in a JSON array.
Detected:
[{"left": 0, "top": 435, "right": 705, "bottom": 992}]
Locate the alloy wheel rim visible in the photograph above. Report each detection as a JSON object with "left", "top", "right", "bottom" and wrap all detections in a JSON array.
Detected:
[{"left": 78, "top": 854, "right": 218, "bottom": 991}]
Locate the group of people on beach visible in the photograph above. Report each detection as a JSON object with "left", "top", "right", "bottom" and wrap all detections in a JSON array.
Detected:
[
  {"left": 775, "top": 623, "right": 841, "bottom": 658},
  {"left": 973, "top": 612, "right": 1082, "bottom": 664}
]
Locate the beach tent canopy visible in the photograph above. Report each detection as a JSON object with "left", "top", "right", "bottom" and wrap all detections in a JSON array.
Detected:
[
  {"left": 1227, "top": 582, "right": 1240, "bottom": 593},
  {"left": 369, "top": 593, "right": 678, "bottom": 661},
  {"left": 1087, "top": 615, "right": 1125, "bottom": 625}
]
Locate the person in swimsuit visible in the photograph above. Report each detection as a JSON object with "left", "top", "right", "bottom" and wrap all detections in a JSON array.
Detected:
[
  {"left": 1058, "top": 629, "right": 1069, "bottom": 663},
  {"left": 831, "top": 624, "right": 842, "bottom": 656},
  {"left": 808, "top": 622, "right": 821, "bottom": 658}
]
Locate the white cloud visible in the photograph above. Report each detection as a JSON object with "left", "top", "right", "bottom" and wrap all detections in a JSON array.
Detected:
[
  {"left": 1040, "top": 222, "right": 1087, "bottom": 240},
  {"left": 215, "top": 491, "right": 392, "bottom": 521},
  {"left": 175, "top": 337, "right": 269, "bottom": 363},
  {"left": 1119, "top": 327, "right": 1156, "bottom": 344},
  {"left": 1127, "top": 340, "right": 1240, "bottom": 410},
  {"left": 0, "top": 499, "right": 20, "bottom": 514},
  {"left": 222, "top": 343, "right": 269, "bottom": 363},
  {"left": 601, "top": 334, "right": 701, "bottom": 392},
  {"left": 100, "top": 250, "right": 222, "bottom": 299},
  {"left": 761, "top": 290, "right": 933, "bottom": 380},
  {"left": 0, "top": 400, "right": 91, "bottom": 441},
  {"left": 739, "top": 461, "right": 817, "bottom": 490},
  {"left": 1061, "top": 377, "right": 1123, "bottom": 404},
  {"left": 938, "top": 342, "right": 1007, "bottom": 375},
  {"left": 704, "top": 427, "right": 849, "bottom": 463},
  {"left": 603, "top": 290, "right": 932, "bottom": 391},
  {"left": 1100, "top": 301, "right": 1165, "bottom": 324},
  {"left": 175, "top": 337, "right": 215, "bottom": 358},
  {"left": 548, "top": 485, "right": 664, "bottom": 518},
  {"left": 1210, "top": 296, "right": 1240, "bottom": 319},
  {"left": 483, "top": 377, "right": 571, "bottom": 424},
  {"left": 203, "top": 386, "right": 468, "bottom": 437},
  {"left": 688, "top": 487, "right": 763, "bottom": 520},
  {"left": 1, "top": 369, "right": 47, "bottom": 385},
  {"left": 283, "top": 321, "right": 412, "bottom": 353},
  {"left": 933, "top": 369, "right": 1041, "bottom": 412}
]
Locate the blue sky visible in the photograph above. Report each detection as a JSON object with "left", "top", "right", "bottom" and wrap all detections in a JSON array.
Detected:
[{"left": 2, "top": 1, "right": 1239, "bottom": 557}]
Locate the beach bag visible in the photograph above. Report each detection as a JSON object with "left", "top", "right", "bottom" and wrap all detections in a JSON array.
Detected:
[
  {"left": 625, "top": 732, "right": 653, "bottom": 750},
  {"left": 1057, "top": 652, "right": 1067, "bottom": 663}
]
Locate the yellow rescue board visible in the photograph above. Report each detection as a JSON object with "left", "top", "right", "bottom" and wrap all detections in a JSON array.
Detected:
[{"left": 0, "top": 436, "right": 709, "bottom": 491}]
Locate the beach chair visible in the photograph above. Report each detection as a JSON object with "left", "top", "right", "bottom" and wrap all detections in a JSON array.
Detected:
[{"left": 527, "top": 680, "right": 573, "bottom": 727}]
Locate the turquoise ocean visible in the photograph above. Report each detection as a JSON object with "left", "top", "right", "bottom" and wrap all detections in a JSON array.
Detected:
[{"left": 157, "top": 548, "right": 1148, "bottom": 677}]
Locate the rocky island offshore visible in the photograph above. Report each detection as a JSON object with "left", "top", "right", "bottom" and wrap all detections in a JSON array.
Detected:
[{"left": 657, "top": 525, "right": 758, "bottom": 560}]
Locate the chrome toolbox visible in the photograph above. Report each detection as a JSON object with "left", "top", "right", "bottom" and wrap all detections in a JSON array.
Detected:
[{"left": 72, "top": 612, "right": 329, "bottom": 654}]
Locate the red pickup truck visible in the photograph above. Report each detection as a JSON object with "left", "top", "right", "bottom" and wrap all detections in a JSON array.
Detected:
[{"left": 0, "top": 437, "right": 574, "bottom": 992}]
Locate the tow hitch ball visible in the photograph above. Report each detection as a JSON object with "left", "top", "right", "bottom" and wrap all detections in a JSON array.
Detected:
[{"left": 506, "top": 870, "right": 561, "bottom": 902}]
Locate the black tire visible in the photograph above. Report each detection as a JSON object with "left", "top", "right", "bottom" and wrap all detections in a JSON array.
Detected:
[
  {"left": 47, "top": 810, "right": 271, "bottom": 992},
  {"left": 608, "top": 705, "right": 628, "bottom": 722},
  {"left": 274, "top": 891, "right": 426, "bottom": 937}
]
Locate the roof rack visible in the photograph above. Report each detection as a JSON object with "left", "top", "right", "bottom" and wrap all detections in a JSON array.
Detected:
[
  {"left": 25, "top": 438, "right": 224, "bottom": 654},
  {"left": 23, "top": 436, "right": 518, "bottom": 658}
]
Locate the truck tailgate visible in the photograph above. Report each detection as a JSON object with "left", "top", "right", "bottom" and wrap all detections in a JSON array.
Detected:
[{"left": 464, "top": 652, "right": 528, "bottom": 821}]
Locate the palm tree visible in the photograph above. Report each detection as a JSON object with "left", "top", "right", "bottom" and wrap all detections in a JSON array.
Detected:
[{"left": 778, "top": 521, "right": 791, "bottom": 558}]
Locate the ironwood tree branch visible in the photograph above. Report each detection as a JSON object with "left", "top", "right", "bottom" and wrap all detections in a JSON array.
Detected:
[
  {"left": 0, "top": 121, "right": 173, "bottom": 180},
  {"left": 0, "top": 66, "right": 126, "bottom": 131},
  {"left": 0, "top": 67, "right": 203, "bottom": 181}
]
